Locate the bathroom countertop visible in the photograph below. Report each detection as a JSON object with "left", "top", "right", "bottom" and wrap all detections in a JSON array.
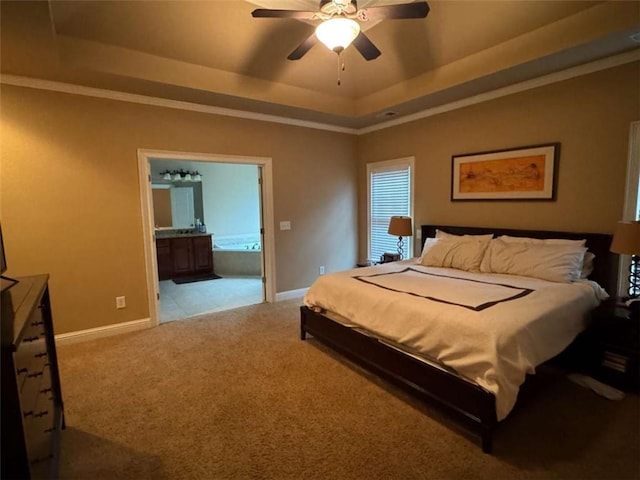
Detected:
[{"left": 155, "top": 231, "right": 212, "bottom": 239}]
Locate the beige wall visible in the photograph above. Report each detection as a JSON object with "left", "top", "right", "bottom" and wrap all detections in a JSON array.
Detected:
[
  {"left": 357, "top": 62, "right": 640, "bottom": 260},
  {"left": 2, "top": 62, "right": 637, "bottom": 335},
  {"left": 0, "top": 86, "right": 358, "bottom": 333}
]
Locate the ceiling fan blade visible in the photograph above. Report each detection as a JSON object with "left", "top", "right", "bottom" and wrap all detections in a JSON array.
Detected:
[
  {"left": 352, "top": 32, "right": 381, "bottom": 61},
  {"left": 358, "top": 2, "right": 429, "bottom": 21},
  {"left": 251, "top": 8, "right": 317, "bottom": 19},
  {"left": 287, "top": 33, "right": 318, "bottom": 60}
]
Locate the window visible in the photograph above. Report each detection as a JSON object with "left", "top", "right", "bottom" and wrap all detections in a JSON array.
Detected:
[{"left": 367, "top": 157, "right": 414, "bottom": 261}]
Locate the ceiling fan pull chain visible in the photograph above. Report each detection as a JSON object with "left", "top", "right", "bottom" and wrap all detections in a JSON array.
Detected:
[{"left": 336, "top": 52, "right": 346, "bottom": 86}]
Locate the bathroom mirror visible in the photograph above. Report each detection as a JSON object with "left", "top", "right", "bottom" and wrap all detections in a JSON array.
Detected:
[{"left": 152, "top": 184, "right": 202, "bottom": 229}]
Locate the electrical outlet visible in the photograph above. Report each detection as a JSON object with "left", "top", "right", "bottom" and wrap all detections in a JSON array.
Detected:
[
  {"left": 116, "top": 296, "right": 126, "bottom": 309},
  {"left": 280, "top": 221, "right": 291, "bottom": 231},
  {"left": 319, "top": 266, "right": 325, "bottom": 275},
  {"left": 415, "top": 228, "right": 422, "bottom": 240}
]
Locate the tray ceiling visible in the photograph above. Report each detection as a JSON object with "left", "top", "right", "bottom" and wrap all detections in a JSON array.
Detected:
[{"left": 1, "top": 1, "right": 639, "bottom": 129}]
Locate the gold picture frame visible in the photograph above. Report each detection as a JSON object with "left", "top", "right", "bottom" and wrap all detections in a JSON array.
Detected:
[{"left": 451, "top": 143, "right": 559, "bottom": 201}]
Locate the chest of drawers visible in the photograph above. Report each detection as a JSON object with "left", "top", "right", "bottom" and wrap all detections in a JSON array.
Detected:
[{"left": 1, "top": 275, "right": 65, "bottom": 479}]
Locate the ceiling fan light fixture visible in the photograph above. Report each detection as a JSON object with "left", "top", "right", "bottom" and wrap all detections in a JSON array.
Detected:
[{"left": 316, "top": 18, "right": 360, "bottom": 53}]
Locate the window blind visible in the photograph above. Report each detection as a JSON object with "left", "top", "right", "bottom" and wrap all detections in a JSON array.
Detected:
[{"left": 369, "top": 164, "right": 411, "bottom": 261}]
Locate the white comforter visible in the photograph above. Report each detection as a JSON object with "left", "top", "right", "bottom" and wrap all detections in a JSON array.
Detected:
[{"left": 303, "top": 260, "right": 608, "bottom": 421}]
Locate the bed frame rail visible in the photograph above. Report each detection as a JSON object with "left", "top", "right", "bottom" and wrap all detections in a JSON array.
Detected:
[{"left": 301, "top": 306, "right": 497, "bottom": 453}]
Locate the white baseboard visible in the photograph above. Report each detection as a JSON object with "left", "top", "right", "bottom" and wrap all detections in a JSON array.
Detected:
[
  {"left": 55, "top": 317, "right": 152, "bottom": 346},
  {"left": 275, "top": 288, "right": 308, "bottom": 302},
  {"left": 55, "top": 292, "right": 305, "bottom": 345}
]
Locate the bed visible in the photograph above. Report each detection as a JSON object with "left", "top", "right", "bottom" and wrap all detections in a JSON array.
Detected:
[{"left": 300, "top": 225, "right": 617, "bottom": 453}]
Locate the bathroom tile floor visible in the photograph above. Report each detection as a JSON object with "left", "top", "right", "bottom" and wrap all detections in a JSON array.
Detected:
[{"left": 158, "top": 276, "right": 264, "bottom": 323}]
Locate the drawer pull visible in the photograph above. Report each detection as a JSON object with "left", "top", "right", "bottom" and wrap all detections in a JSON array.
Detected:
[
  {"left": 34, "top": 410, "right": 49, "bottom": 418},
  {"left": 44, "top": 427, "right": 55, "bottom": 433},
  {"left": 40, "top": 387, "right": 52, "bottom": 394},
  {"left": 23, "top": 411, "right": 34, "bottom": 418},
  {"left": 35, "top": 352, "right": 48, "bottom": 358},
  {"left": 16, "top": 367, "right": 28, "bottom": 375},
  {"left": 31, "top": 320, "right": 44, "bottom": 327},
  {"left": 27, "top": 371, "right": 44, "bottom": 379},
  {"left": 23, "top": 336, "right": 40, "bottom": 342}
]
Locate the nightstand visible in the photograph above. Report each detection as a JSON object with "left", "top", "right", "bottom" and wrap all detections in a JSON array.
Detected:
[
  {"left": 356, "top": 260, "right": 379, "bottom": 268},
  {"left": 589, "top": 303, "right": 639, "bottom": 391},
  {"left": 380, "top": 252, "right": 401, "bottom": 263}
]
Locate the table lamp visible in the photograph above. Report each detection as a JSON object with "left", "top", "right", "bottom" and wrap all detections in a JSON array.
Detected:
[
  {"left": 611, "top": 221, "right": 640, "bottom": 320},
  {"left": 388, "top": 216, "right": 413, "bottom": 259},
  {"left": 611, "top": 221, "right": 640, "bottom": 297}
]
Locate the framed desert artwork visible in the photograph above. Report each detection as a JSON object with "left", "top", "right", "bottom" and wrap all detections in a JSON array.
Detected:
[{"left": 451, "top": 143, "right": 559, "bottom": 201}]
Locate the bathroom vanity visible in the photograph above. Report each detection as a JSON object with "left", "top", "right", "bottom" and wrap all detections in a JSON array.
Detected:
[{"left": 156, "top": 233, "right": 214, "bottom": 280}]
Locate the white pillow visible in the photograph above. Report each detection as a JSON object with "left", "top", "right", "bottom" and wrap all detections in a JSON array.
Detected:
[
  {"left": 418, "top": 237, "right": 439, "bottom": 262},
  {"left": 497, "top": 235, "right": 586, "bottom": 248},
  {"left": 581, "top": 251, "right": 595, "bottom": 279},
  {"left": 436, "top": 229, "right": 494, "bottom": 242},
  {"left": 480, "top": 238, "right": 587, "bottom": 283},
  {"left": 421, "top": 236, "right": 491, "bottom": 272},
  {"left": 491, "top": 235, "right": 589, "bottom": 280}
]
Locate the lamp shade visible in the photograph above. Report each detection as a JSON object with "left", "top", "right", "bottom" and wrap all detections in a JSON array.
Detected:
[
  {"left": 611, "top": 221, "right": 640, "bottom": 255},
  {"left": 316, "top": 18, "right": 360, "bottom": 52},
  {"left": 388, "top": 216, "right": 413, "bottom": 237}
]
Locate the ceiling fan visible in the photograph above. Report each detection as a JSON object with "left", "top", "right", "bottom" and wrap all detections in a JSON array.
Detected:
[{"left": 251, "top": 0, "right": 430, "bottom": 62}]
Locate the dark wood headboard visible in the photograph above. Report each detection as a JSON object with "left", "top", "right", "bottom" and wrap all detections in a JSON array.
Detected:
[{"left": 420, "top": 225, "right": 618, "bottom": 296}]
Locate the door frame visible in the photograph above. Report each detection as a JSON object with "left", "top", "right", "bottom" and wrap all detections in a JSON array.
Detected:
[{"left": 137, "top": 148, "right": 276, "bottom": 327}]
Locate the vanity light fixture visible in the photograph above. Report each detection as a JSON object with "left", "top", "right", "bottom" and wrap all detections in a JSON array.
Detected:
[{"left": 159, "top": 170, "right": 203, "bottom": 182}]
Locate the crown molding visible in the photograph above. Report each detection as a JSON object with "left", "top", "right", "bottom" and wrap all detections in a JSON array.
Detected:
[
  {"left": 358, "top": 49, "right": 640, "bottom": 134},
  {"left": 0, "top": 74, "right": 358, "bottom": 135},
  {"left": 1, "top": 49, "right": 638, "bottom": 136}
]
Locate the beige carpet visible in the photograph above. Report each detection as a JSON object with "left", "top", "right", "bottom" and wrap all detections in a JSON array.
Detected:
[{"left": 56, "top": 299, "right": 640, "bottom": 479}]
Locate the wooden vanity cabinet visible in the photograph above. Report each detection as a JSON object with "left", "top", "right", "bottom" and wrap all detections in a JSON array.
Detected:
[
  {"left": 156, "top": 234, "right": 213, "bottom": 280},
  {"left": 156, "top": 239, "right": 173, "bottom": 280},
  {"left": 193, "top": 236, "right": 214, "bottom": 273},
  {"left": 172, "top": 237, "right": 194, "bottom": 276}
]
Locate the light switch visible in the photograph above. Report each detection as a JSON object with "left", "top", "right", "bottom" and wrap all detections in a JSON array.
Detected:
[{"left": 280, "top": 221, "right": 291, "bottom": 231}]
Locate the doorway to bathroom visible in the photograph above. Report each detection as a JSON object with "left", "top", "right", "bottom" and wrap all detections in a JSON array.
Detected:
[{"left": 138, "top": 150, "right": 276, "bottom": 326}]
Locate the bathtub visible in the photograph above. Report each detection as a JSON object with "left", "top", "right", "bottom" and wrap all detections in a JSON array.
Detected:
[
  {"left": 216, "top": 242, "right": 261, "bottom": 251},
  {"left": 213, "top": 235, "right": 262, "bottom": 276}
]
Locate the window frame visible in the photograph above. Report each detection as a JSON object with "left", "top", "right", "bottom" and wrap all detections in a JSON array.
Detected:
[
  {"left": 619, "top": 121, "right": 640, "bottom": 296},
  {"left": 366, "top": 157, "right": 415, "bottom": 262}
]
